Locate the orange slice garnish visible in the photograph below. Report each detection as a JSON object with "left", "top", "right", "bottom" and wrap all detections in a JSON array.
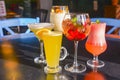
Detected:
[{"left": 36, "top": 29, "right": 51, "bottom": 40}]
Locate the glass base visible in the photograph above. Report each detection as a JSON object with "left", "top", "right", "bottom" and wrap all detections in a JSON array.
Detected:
[
  {"left": 87, "top": 59, "right": 105, "bottom": 68},
  {"left": 34, "top": 57, "right": 46, "bottom": 64},
  {"left": 64, "top": 63, "right": 86, "bottom": 73},
  {"left": 44, "top": 66, "right": 62, "bottom": 74}
]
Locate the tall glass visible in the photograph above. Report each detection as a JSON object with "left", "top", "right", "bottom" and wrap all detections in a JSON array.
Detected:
[
  {"left": 85, "top": 22, "right": 107, "bottom": 68},
  {"left": 50, "top": 5, "right": 69, "bottom": 59},
  {"left": 62, "top": 13, "right": 91, "bottom": 73},
  {"left": 43, "top": 31, "right": 67, "bottom": 73},
  {"left": 50, "top": 6, "right": 69, "bottom": 31},
  {"left": 28, "top": 23, "right": 54, "bottom": 64}
]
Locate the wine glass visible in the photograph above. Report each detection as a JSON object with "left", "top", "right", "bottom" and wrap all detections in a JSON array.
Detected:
[
  {"left": 62, "top": 13, "right": 91, "bottom": 73},
  {"left": 85, "top": 22, "right": 107, "bottom": 68},
  {"left": 28, "top": 23, "right": 54, "bottom": 64}
]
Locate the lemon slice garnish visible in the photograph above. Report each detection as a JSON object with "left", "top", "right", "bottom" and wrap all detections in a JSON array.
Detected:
[{"left": 36, "top": 29, "right": 51, "bottom": 39}]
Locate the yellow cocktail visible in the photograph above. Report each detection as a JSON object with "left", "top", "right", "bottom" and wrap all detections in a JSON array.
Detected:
[
  {"left": 29, "top": 23, "right": 54, "bottom": 40},
  {"left": 28, "top": 23, "right": 54, "bottom": 64},
  {"left": 42, "top": 31, "right": 63, "bottom": 73}
]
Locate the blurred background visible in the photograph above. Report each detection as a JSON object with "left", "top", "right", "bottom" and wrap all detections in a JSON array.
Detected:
[
  {"left": 3, "top": 0, "right": 111, "bottom": 17},
  {"left": 2, "top": 0, "right": 120, "bottom": 21}
]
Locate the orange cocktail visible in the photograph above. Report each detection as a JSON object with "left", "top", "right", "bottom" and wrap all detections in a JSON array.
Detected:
[{"left": 85, "top": 22, "right": 107, "bottom": 68}]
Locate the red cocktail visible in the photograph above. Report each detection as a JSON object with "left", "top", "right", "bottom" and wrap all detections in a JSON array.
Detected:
[
  {"left": 62, "top": 16, "right": 90, "bottom": 41},
  {"left": 62, "top": 13, "right": 91, "bottom": 73}
]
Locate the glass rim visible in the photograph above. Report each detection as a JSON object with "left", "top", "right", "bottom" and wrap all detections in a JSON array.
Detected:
[
  {"left": 28, "top": 23, "right": 54, "bottom": 28},
  {"left": 69, "top": 12, "right": 89, "bottom": 15},
  {"left": 43, "top": 31, "right": 62, "bottom": 36},
  {"left": 91, "top": 22, "right": 106, "bottom": 24},
  {"left": 52, "top": 5, "right": 68, "bottom": 7}
]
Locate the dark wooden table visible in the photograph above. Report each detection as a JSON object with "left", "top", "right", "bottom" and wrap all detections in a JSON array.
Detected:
[{"left": 0, "top": 33, "right": 120, "bottom": 80}]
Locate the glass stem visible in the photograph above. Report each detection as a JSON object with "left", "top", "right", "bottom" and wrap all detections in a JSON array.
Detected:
[
  {"left": 73, "top": 41, "right": 79, "bottom": 67},
  {"left": 39, "top": 40, "right": 44, "bottom": 59},
  {"left": 93, "top": 66, "right": 98, "bottom": 72},
  {"left": 93, "top": 56, "right": 98, "bottom": 67}
]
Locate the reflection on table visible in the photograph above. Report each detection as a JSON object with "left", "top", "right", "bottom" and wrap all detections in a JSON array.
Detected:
[{"left": 0, "top": 33, "right": 120, "bottom": 80}]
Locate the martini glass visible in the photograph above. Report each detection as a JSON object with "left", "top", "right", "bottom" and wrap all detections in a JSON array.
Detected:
[
  {"left": 28, "top": 23, "right": 54, "bottom": 64},
  {"left": 62, "top": 13, "right": 91, "bottom": 73}
]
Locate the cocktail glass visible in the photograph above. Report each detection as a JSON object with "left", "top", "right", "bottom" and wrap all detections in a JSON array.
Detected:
[
  {"left": 28, "top": 23, "right": 54, "bottom": 64},
  {"left": 62, "top": 13, "right": 91, "bottom": 73},
  {"left": 85, "top": 22, "right": 107, "bottom": 68},
  {"left": 42, "top": 31, "right": 67, "bottom": 73},
  {"left": 50, "top": 6, "right": 69, "bottom": 32}
]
